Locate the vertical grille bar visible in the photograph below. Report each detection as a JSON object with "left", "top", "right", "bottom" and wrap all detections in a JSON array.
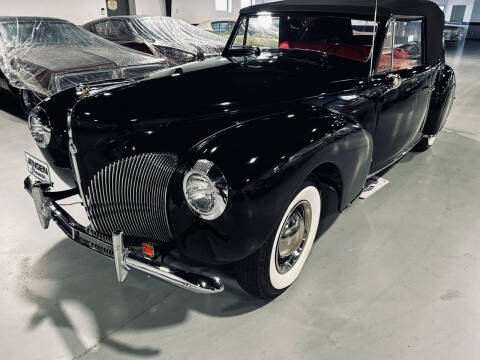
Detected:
[{"left": 84, "top": 153, "right": 178, "bottom": 243}]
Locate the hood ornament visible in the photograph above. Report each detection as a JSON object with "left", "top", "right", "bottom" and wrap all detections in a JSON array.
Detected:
[{"left": 76, "top": 84, "right": 90, "bottom": 96}]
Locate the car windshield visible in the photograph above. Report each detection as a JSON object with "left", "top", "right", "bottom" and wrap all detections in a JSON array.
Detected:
[
  {"left": 0, "top": 20, "right": 100, "bottom": 48},
  {"left": 231, "top": 14, "right": 377, "bottom": 62}
]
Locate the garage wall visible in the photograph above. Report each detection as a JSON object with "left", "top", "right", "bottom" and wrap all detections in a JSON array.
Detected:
[
  {"left": 172, "top": 0, "right": 275, "bottom": 24},
  {"left": 466, "top": 0, "right": 480, "bottom": 39},
  {"left": 470, "top": 0, "right": 480, "bottom": 22},
  {"left": 134, "top": 0, "right": 167, "bottom": 15},
  {"left": 0, "top": 0, "right": 107, "bottom": 25},
  {"left": 172, "top": 0, "right": 232, "bottom": 24},
  {"left": 433, "top": 0, "right": 475, "bottom": 23}
]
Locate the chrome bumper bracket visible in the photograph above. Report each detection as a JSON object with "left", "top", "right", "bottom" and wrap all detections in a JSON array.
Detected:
[
  {"left": 31, "top": 182, "right": 52, "bottom": 229},
  {"left": 112, "top": 231, "right": 130, "bottom": 282},
  {"left": 24, "top": 176, "right": 224, "bottom": 294}
]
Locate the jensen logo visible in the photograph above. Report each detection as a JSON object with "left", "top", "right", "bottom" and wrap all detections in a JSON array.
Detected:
[
  {"left": 25, "top": 152, "right": 51, "bottom": 184},
  {"left": 27, "top": 158, "right": 49, "bottom": 175}
]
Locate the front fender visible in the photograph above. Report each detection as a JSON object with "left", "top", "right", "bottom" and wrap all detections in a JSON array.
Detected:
[{"left": 169, "top": 104, "right": 372, "bottom": 264}]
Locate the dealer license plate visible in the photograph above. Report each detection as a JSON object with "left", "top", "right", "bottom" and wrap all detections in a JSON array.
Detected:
[{"left": 25, "top": 152, "right": 51, "bottom": 184}]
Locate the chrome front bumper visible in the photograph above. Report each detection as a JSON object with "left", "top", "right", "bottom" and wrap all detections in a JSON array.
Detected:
[{"left": 24, "top": 177, "right": 224, "bottom": 294}]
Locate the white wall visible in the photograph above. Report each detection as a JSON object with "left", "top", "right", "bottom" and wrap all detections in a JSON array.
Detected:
[
  {"left": 433, "top": 0, "right": 476, "bottom": 23},
  {"left": 134, "top": 0, "right": 167, "bottom": 16},
  {"left": 0, "top": 0, "right": 107, "bottom": 25},
  {"left": 172, "top": 0, "right": 274, "bottom": 24},
  {"left": 172, "top": 0, "right": 227, "bottom": 24},
  {"left": 469, "top": 0, "right": 480, "bottom": 22}
]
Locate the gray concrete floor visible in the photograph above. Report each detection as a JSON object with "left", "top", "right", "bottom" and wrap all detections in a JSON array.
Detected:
[{"left": 1, "top": 41, "right": 480, "bottom": 360}]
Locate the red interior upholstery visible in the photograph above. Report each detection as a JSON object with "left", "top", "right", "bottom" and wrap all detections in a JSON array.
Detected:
[
  {"left": 279, "top": 40, "right": 411, "bottom": 70},
  {"left": 279, "top": 40, "right": 370, "bottom": 61},
  {"left": 379, "top": 48, "right": 411, "bottom": 71}
]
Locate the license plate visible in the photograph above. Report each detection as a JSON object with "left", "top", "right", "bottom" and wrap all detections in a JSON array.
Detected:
[{"left": 25, "top": 152, "right": 51, "bottom": 184}]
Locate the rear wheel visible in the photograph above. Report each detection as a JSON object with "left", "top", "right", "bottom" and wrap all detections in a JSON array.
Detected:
[
  {"left": 413, "top": 135, "right": 436, "bottom": 152},
  {"left": 235, "top": 181, "right": 321, "bottom": 299}
]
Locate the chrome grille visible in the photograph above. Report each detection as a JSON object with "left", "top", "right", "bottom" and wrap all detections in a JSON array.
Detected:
[{"left": 85, "top": 153, "right": 178, "bottom": 243}]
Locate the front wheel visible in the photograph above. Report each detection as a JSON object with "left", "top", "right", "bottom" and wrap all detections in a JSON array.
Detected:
[{"left": 235, "top": 182, "right": 321, "bottom": 299}]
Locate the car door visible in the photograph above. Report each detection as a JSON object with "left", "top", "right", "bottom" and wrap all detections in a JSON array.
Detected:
[{"left": 371, "top": 19, "right": 434, "bottom": 171}]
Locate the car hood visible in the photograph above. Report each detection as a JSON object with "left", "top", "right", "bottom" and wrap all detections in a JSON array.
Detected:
[
  {"left": 69, "top": 52, "right": 365, "bottom": 157},
  {"left": 11, "top": 45, "right": 158, "bottom": 74}
]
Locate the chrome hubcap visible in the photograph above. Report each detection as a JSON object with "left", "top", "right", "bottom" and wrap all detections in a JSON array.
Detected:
[{"left": 275, "top": 201, "right": 312, "bottom": 274}]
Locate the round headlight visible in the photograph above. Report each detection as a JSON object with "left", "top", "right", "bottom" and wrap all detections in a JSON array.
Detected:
[
  {"left": 183, "top": 159, "right": 228, "bottom": 220},
  {"left": 28, "top": 107, "right": 51, "bottom": 148}
]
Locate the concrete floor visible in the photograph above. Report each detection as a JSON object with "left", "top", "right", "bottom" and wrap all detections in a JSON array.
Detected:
[{"left": 1, "top": 41, "right": 479, "bottom": 360}]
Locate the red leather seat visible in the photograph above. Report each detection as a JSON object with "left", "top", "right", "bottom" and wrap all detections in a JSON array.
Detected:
[
  {"left": 379, "top": 48, "right": 411, "bottom": 71},
  {"left": 279, "top": 40, "right": 370, "bottom": 61}
]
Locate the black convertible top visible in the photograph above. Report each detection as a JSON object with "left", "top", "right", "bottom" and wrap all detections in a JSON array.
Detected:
[
  {"left": 241, "top": 0, "right": 441, "bottom": 18},
  {"left": 240, "top": 0, "right": 445, "bottom": 64}
]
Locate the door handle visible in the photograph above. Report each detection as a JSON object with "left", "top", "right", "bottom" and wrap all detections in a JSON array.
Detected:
[{"left": 386, "top": 73, "right": 402, "bottom": 90}]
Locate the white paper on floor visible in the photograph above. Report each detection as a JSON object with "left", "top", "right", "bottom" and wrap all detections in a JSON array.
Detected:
[{"left": 360, "top": 176, "right": 390, "bottom": 199}]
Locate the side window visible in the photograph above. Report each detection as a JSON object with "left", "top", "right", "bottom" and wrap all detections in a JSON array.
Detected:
[
  {"left": 377, "top": 20, "right": 423, "bottom": 73},
  {"left": 103, "top": 20, "right": 134, "bottom": 41},
  {"left": 212, "top": 21, "right": 228, "bottom": 34},
  {"left": 393, "top": 20, "right": 423, "bottom": 70},
  {"left": 93, "top": 21, "right": 107, "bottom": 38}
]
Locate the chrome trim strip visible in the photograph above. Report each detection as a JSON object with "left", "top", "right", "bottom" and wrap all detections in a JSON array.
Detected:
[
  {"left": 84, "top": 153, "right": 178, "bottom": 243},
  {"left": 67, "top": 109, "right": 87, "bottom": 203}
]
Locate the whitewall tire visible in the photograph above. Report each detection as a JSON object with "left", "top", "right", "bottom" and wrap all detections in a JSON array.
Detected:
[
  {"left": 269, "top": 186, "right": 321, "bottom": 290},
  {"left": 235, "top": 181, "right": 322, "bottom": 299}
]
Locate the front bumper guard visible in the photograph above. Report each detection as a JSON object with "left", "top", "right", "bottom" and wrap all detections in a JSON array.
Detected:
[{"left": 24, "top": 177, "right": 224, "bottom": 294}]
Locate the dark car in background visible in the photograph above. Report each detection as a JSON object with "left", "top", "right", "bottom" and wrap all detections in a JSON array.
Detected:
[
  {"left": 84, "top": 16, "right": 227, "bottom": 66},
  {"left": 24, "top": 0, "right": 455, "bottom": 299},
  {"left": 0, "top": 17, "right": 167, "bottom": 112},
  {"left": 444, "top": 24, "right": 466, "bottom": 43}
]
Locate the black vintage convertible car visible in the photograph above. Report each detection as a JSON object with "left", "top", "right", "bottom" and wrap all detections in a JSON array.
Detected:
[
  {"left": 0, "top": 17, "right": 166, "bottom": 112},
  {"left": 24, "top": 0, "right": 455, "bottom": 299},
  {"left": 83, "top": 16, "right": 227, "bottom": 66}
]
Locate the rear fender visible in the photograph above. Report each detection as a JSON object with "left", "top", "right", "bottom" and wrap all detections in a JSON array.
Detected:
[{"left": 423, "top": 64, "right": 456, "bottom": 135}]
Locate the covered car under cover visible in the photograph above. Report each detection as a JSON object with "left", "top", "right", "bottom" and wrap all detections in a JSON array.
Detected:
[
  {"left": 84, "top": 16, "right": 227, "bottom": 66},
  {"left": 0, "top": 17, "right": 168, "bottom": 97}
]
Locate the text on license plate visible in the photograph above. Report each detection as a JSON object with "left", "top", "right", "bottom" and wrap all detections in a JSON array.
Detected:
[{"left": 25, "top": 152, "right": 51, "bottom": 184}]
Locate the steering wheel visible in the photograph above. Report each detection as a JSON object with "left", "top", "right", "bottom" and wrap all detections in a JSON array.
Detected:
[{"left": 324, "top": 43, "right": 367, "bottom": 60}]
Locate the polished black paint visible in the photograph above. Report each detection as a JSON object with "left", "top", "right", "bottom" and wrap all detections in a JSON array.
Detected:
[
  {"left": 37, "top": 8, "right": 455, "bottom": 265},
  {"left": 423, "top": 64, "right": 456, "bottom": 135}
]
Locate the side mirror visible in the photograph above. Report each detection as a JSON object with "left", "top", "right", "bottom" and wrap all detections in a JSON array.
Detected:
[{"left": 386, "top": 73, "right": 402, "bottom": 90}]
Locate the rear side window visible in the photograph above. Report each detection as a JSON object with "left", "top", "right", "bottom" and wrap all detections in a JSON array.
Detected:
[
  {"left": 212, "top": 21, "right": 229, "bottom": 34},
  {"left": 92, "top": 21, "right": 107, "bottom": 38},
  {"left": 378, "top": 19, "right": 423, "bottom": 73},
  {"left": 97, "top": 20, "right": 135, "bottom": 41}
]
